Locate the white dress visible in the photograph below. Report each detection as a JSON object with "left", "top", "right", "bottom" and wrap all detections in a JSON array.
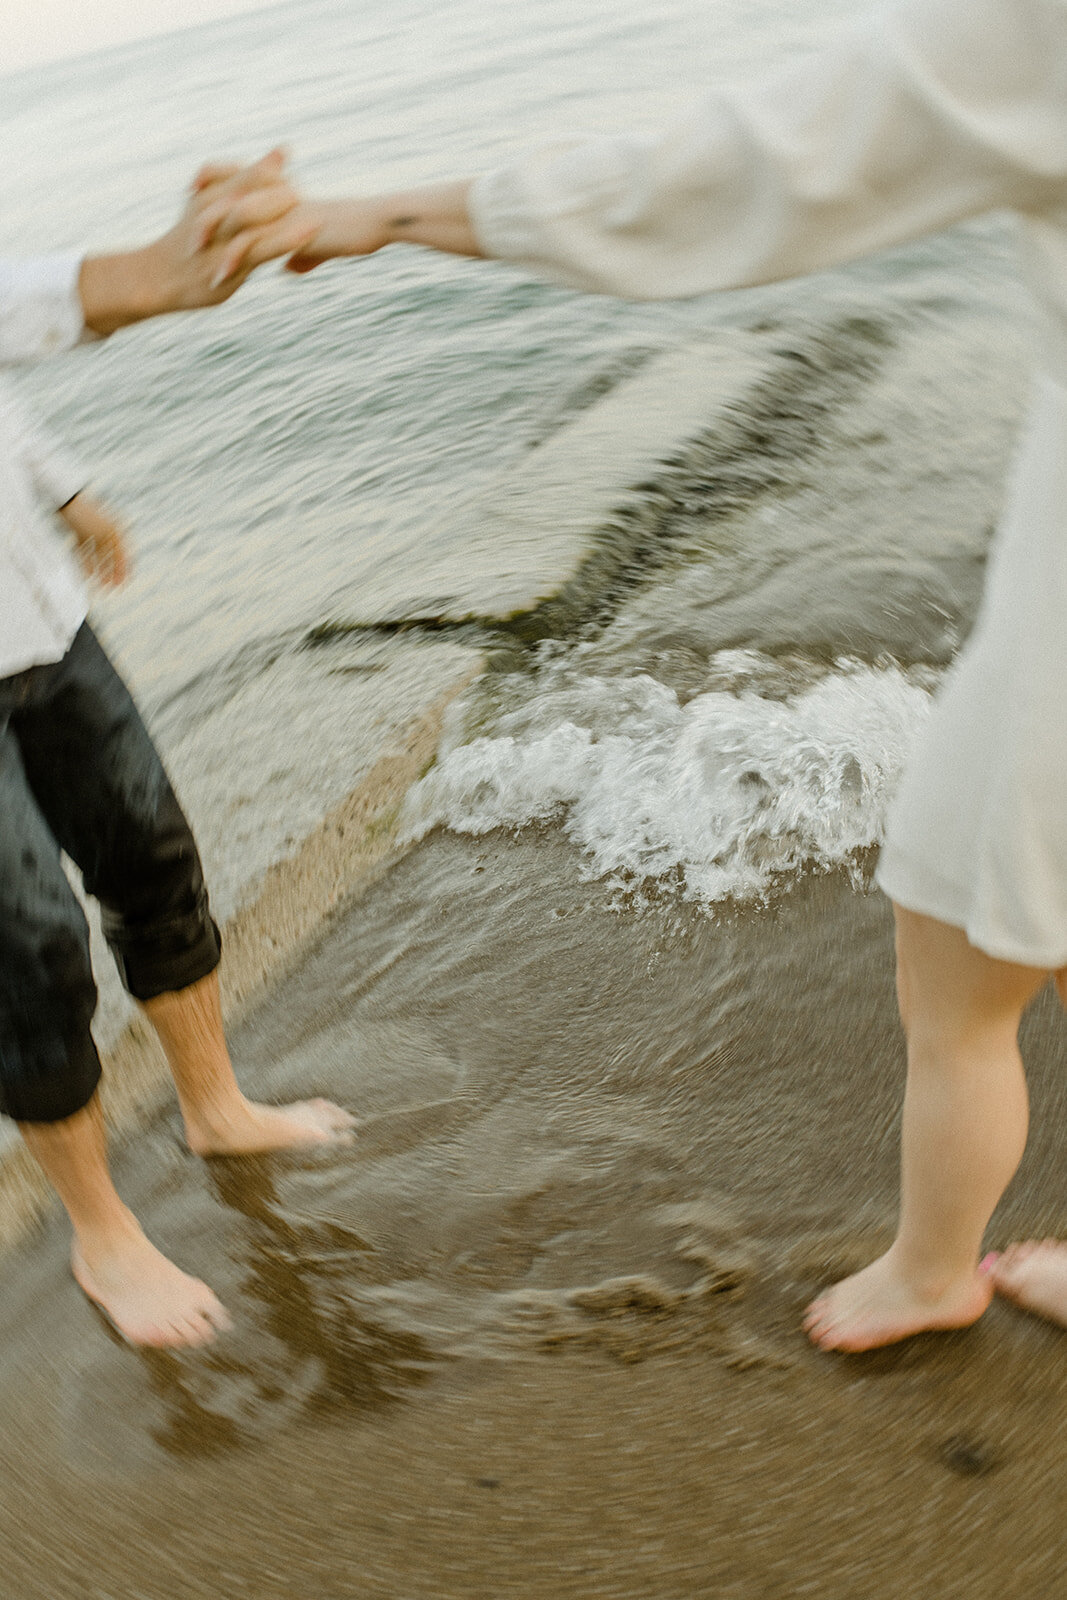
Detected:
[{"left": 469, "top": 0, "right": 1067, "bottom": 966}]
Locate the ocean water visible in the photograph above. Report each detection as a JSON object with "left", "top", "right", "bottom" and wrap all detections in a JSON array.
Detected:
[
  {"left": 7, "top": 5, "right": 1067, "bottom": 1593},
  {"left": 0, "top": 0, "right": 1034, "bottom": 925}
]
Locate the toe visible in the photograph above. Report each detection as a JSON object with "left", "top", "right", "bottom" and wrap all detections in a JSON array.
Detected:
[
  {"left": 809, "top": 1320, "right": 842, "bottom": 1350},
  {"left": 166, "top": 1318, "right": 199, "bottom": 1349},
  {"left": 801, "top": 1304, "right": 821, "bottom": 1334},
  {"left": 990, "top": 1261, "right": 1026, "bottom": 1299},
  {"left": 200, "top": 1292, "right": 233, "bottom": 1333},
  {"left": 803, "top": 1306, "right": 837, "bottom": 1345},
  {"left": 180, "top": 1312, "right": 218, "bottom": 1348},
  {"left": 318, "top": 1101, "right": 357, "bottom": 1135},
  {"left": 139, "top": 1321, "right": 177, "bottom": 1349},
  {"left": 991, "top": 1241, "right": 1038, "bottom": 1291},
  {"left": 803, "top": 1293, "right": 833, "bottom": 1329}
]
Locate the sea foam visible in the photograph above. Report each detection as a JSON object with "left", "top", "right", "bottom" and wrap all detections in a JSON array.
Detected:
[{"left": 401, "top": 652, "right": 933, "bottom": 905}]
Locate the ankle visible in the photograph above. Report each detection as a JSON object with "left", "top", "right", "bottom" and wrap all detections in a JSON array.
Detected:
[
  {"left": 180, "top": 1093, "right": 263, "bottom": 1158},
  {"left": 886, "top": 1244, "right": 980, "bottom": 1302},
  {"left": 180, "top": 1088, "right": 250, "bottom": 1134},
  {"left": 72, "top": 1205, "right": 144, "bottom": 1261}
]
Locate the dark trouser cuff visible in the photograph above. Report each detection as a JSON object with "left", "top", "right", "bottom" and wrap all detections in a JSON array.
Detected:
[
  {"left": 103, "top": 900, "right": 223, "bottom": 1002},
  {"left": 3, "top": 1033, "right": 102, "bottom": 1125}
]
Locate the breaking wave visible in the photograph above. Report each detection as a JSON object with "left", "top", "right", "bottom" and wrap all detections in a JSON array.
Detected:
[{"left": 401, "top": 651, "right": 933, "bottom": 904}]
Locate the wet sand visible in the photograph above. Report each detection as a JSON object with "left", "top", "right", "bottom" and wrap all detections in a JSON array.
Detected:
[
  {"left": 6, "top": 1, "right": 1064, "bottom": 1588},
  {"left": 3, "top": 831, "right": 1067, "bottom": 1598}
]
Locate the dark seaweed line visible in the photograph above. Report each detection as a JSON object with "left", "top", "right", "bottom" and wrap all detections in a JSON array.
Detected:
[
  {"left": 304, "top": 312, "right": 894, "bottom": 656},
  {"left": 155, "top": 312, "right": 896, "bottom": 719}
]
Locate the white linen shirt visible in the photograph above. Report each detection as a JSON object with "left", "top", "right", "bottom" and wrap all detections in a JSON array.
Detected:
[
  {"left": 0, "top": 255, "right": 90, "bottom": 678},
  {"left": 470, "top": 0, "right": 1067, "bottom": 372}
]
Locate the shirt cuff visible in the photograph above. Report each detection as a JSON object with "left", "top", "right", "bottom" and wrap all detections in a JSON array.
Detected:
[
  {"left": 468, "top": 146, "right": 652, "bottom": 294},
  {"left": 0, "top": 253, "right": 91, "bottom": 365},
  {"left": 468, "top": 168, "right": 543, "bottom": 267},
  {"left": 42, "top": 452, "right": 90, "bottom": 511}
]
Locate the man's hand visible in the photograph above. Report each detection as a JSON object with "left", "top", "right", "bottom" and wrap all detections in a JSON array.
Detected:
[
  {"left": 77, "top": 150, "right": 318, "bottom": 335},
  {"left": 187, "top": 155, "right": 332, "bottom": 284},
  {"left": 58, "top": 492, "right": 130, "bottom": 588}
]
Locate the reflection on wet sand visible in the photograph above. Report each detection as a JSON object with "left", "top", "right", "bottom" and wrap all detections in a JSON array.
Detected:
[{"left": 142, "top": 1155, "right": 438, "bottom": 1461}]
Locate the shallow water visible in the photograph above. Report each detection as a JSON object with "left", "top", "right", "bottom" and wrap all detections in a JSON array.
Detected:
[
  {"left": 3, "top": 833, "right": 1067, "bottom": 1595},
  {"left": 3, "top": 0, "right": 1067, "bottom": 1591}
]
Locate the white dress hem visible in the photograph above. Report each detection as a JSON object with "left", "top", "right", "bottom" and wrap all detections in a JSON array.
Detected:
[{"left": 876, "top": 847, "right": 1067, "bottom": 970}]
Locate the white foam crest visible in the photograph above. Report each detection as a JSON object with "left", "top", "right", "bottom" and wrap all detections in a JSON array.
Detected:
[{"left": 402, "top": 655, "right": 932, "bottom": 904}]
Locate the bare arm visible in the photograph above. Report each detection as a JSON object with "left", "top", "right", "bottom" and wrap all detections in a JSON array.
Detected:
[
  {"left": 299, "top": 182, "right": 481, "bottom": 266},
  {"left": 200, "top": 180, "right": 481, "bottom": 281}
]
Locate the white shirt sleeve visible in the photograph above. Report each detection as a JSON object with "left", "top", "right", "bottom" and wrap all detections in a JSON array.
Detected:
[
  {"left": 0, "top": 254, "right": 88, "bottom": 365},
  {"left": 469, "top": 0, "right": 1067, "bottom": 298},
  {"left": 0, "top": 382, "right": 87, "bottom": 511}
]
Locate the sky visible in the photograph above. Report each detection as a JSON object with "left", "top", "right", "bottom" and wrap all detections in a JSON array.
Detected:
[{"left": 2, "top": 0, "right": 271, "bottom": 73}]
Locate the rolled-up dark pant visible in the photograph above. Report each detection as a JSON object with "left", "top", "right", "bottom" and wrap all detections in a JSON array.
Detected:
[{"left": 0, "top": 622, "right": 220, "bottom": 1123}]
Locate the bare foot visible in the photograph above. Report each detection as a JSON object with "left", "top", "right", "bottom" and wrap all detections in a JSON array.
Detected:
[
  {"left": 72, "top": 1222, "right": 232, "bottom": 1349},
  {"left": 986, "top": 1240, "right": 1067, "bottom": 1328},
  {"left": 803, "top": 1249, "right": 992, "bottom": 1352},
  {"left": 184, "top": 1095, "right": 356, "bottom": 1158}
]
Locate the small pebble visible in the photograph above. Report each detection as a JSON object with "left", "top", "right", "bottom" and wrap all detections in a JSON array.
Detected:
[{"left": 939, "top": 1436, "right": 998, "bottom": 1477}]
